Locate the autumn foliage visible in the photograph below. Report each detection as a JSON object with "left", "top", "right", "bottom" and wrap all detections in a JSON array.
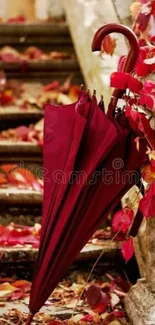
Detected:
[{"left": 109, "top": 0, "right": 155, "bottom": 262}]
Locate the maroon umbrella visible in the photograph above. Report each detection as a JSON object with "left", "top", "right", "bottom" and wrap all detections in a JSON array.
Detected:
[{"left": 26, "top": 24, "right": 147, "bottom": 325}]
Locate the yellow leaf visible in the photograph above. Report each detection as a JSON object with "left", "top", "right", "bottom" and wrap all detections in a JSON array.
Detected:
[
  {"left": 149, "top": 150, "right": 155, "bottom": 161},
  {"left": 0, "top": 283, "right": 16, "bottom": 298},
  {"left": 130, "top": 2, "right": 141, "bottom": 17},
  {"left": 142, "top": 164, "right": 155, "bottom": 183},
  {"left": 109, "top": 321, "right": 121, "bottom": 325},
  {"left": 71, "top": 314, "right": 84, "bottom": 323}
]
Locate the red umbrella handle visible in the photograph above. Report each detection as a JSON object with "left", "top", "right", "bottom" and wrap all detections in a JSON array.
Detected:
[{"left": 92, "top": 23, "right": 139, "bottom": 116}]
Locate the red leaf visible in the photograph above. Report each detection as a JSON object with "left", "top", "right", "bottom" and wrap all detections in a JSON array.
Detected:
[
  {"left": 0, "top": 174, "right": 7, "bottom": 184},
  {"left": 8, "top": 171, "right": 28, "bottom": 186},
  {"left": 139, "top": 93, "right": 155, "bottom": 111},
  {"left": 10, "top": 167, "right": 36, "bottom": 186},
  {"left": 10, "top": 228, "right": 31, "bottom": 237},
  {"left": 103, "top": 309, "right": 125, "bottom": 323},
  {"left": 139, "top": 181, "right": 155, "bottom": 217},
  {"left": 12, "top": 280, "right": 31, "bottom": 292},
  {"left": 112, "top": 310, "right": 125, "bottom": 317},
  {"left": 0, "top": 164, "right": 18, "bottom": 173},
  {"left": 121, "top": 238, "right": 134, "bottom": 262},
  {"left": 112, "top": 207, "right": 134, "bottom": 234},
  {"left": 138, "top": 39, "right": 147, "bottom": 47},
  {"left": 125, "top": 106, "right": 152, "bottom": 135},
  {"left": 143, "top": 80, "right": 155, "bottom": 93},
  {"left": 0, "top": 224, "right": 40, "bottom": 247},
  {"left": 114, "top": 276, "right": 131, "bottom": 293},
  {"left": 43, "top": 81, "right": 60, "bottom": 92},
  {"left": 136, "top": 11, "right": 151, "bottom": 32},
  {"left": 48, "top": 321, "right": 63, "bottom": 325},
  {"left": 81, "top": 314, "right": 94, "bottom": 322},
  {"left": 9, "top": 291, "right": 24, "bottom": 301},
  {"left": 7, "top": 15, "right": 26, "bottom": 23},
  {"left": 128, "top": 75, "right": 143, "bottom": 94},
  {"left": 24, "top": 47, "right": 43, "bottom": 60},
  {"left": 101, "top": 35, "right": 116, "bottom": 56},
  {"left": 151, "top": 159, "right": 155, "bottom": 173},
  {"left": 86, "top": 284, "right": 110, "bottom": 312},
  {"left": 117, "top": 55, "right": 126, "bottom": 72},
  {"left": 0, "top": 90, "right": 14, "bottom": 105},
  {"left": 136, "top": 46, "right": 155, "bottom": 76},
  {"left": 111, "top": 73, "right": 142, "bottom": 93},
  {"left": 110, "top": 72, "right": 129, "bottom": 89},
  {"left": 15, "top": 126, "right": 30, "bottom": 140},
  {"left": 0, "top": 53, "right": 19, "bottom": 63}
]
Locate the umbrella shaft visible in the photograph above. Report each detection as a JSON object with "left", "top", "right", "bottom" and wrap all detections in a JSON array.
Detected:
[{"left": 25, "top": 313, "right": 34, "bottom": 325}]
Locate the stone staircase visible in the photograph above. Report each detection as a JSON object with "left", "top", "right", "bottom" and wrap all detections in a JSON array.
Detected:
[{"left": 0, "top": 18, "right": 125, "bottom": 276}]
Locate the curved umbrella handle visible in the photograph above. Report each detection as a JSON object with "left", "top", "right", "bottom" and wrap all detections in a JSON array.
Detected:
[{"left": 92, "top": 23, "right": 139, "bottom": 116}]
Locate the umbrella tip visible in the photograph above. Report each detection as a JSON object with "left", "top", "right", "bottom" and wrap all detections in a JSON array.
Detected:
[
  {"left": 25, "top": 312, "right": 34, "bottom": 325},
  {"left": 99, "top": 95, "right": 105, "bottom": 113},
  {"left": 101, "top": 94, "right": 104, "bottom": 102},
  {"left": 93, "top": 89, "right": 96, "bottom": 96},
  {"left": 80, "top": 84, "right": 84, "bottom": 91}
]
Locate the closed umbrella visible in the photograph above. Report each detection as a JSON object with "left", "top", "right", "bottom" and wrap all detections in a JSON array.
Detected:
[{"left": 26, "top": 24, "right": 147, "bottom": 325}]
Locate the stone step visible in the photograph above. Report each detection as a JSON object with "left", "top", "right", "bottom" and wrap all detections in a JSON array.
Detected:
[
  {"left": 0, "top": 59, "right": 83, "bottom": 84},
  {"left": 0, "top": 22, "right": 73, "bottom": 52},
  {"left": 125, "top": 279, "right": 155, "bottom": 325},
  {"left": 0, "top": 188, "right": 42, "bottom": 206},
  {"left": 0, "top": 107, "right": 43, "bottom": 128},
  {"left": 0, "top": 141, "right": 42, "bottom": 163},
  {"left": 0, "top": 240, "right": 122, "bottom": 279},
  {"left": 0, "top": 261, "right": 129, "bottom": 324}
]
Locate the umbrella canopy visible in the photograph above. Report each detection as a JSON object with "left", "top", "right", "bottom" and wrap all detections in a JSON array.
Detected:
[{"left": 26, "top": 24, "right": 147, "bottom": 324}]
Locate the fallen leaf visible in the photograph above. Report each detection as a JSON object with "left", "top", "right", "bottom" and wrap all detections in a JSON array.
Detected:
[
  {"left": 110, "top": 292, "right": 120, "bottom": 309},
  {"left": 12, "top": 280, "right": 31, "bottom": 292},
  {"left": 0, "top": 173, "right": 7, "bottom": 184},
  {"left": 0, "top": 283, "right": 16, "bottom": 298},
  {"left": 86, "top": 284, "right": 109, "bottom": 308},
  {"left": 9, "top": 291, "right": 24, "bottom": 301},
  {"left": 0, "top": 164, "right": 18, "bottom": 173}
]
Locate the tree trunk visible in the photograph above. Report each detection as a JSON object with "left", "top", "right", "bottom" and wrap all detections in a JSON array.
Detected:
[{"left": 63, "top": 0, "right": 132, "bottom": 106}]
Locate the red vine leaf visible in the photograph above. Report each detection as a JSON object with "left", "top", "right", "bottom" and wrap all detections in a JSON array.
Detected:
[
  {"left": 112, "top": 207, "right": 134, "bottom": 234},
  {"left": 121, "top": 238, "right": 134, "bottom": 262},
  {"left": 139, "top": 181, "right": 155, "bottom": 217},
  {"left": 110, "top": 72, "right": 143, "bottom": 93}
]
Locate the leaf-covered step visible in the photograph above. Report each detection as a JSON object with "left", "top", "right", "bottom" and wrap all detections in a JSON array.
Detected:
[
  {"left": 0, "top": 23, "right": 73, "bottom": 52},
  {"left": 0, "top": 107, "right": 43, "bottom": 127},
  {"left": 0, "top": 265, "right": 130, "bottom": 324},
  {"left": 0, "top": 188, "right": 42, "bottom": 206},
  {"left": 0, "top": 60, "right": 82, "bottom": 84},
  {"left": 0, "top": 240, "right": 122, "bottom": 270},
  {"left": 0, "top": 142, "right": 42, "bottom": 163}
]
